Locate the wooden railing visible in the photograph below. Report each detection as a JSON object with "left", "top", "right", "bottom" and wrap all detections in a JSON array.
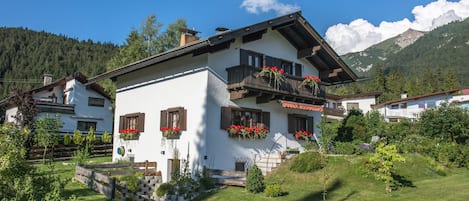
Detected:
[
  {"left": 323, "top": 107, "right": 345, "bottom": 117},
  {"left": 226, "top": 65, "right": 325, "bottom": 100}
]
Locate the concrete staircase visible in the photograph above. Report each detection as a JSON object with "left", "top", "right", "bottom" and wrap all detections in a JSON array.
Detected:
[{"left": 255, "top": 154, "right": 286, "bottom": 176}]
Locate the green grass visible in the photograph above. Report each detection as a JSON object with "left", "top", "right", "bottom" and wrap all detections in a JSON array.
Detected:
[
  {"left": 195, "top": 154, "right": 469, "bottom": 201},
  {"left": 34, "top": 157, "right": 112, "bottom": 201}
]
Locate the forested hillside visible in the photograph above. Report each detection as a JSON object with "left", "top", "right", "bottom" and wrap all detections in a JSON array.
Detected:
[{"left": 0, "top": 27, "right": 119, "bottom": 98}]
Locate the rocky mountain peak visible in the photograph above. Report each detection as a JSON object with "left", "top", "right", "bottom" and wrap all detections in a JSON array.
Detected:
[{"left": 395, "top": 29, "right": 426, "bottom": 49}]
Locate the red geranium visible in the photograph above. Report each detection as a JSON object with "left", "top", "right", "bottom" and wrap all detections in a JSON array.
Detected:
[
  {"left": 161, "top": 127, "right": 181, "bottom": 137},
  {"left": 119, "top": 128, "right": 140, "bottom": 140},
  {"left": 295, "top": 130, "right": 314, "bottom": 141},
  {"left": 226, "top": 125, "right": 269, "bottom": 140}
]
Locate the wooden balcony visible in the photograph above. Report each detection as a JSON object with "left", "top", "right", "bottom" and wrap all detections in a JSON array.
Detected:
[
  {"left": 323, "top": 107, "right": 345, "bottom": 117},
  {"left": 36, "top": 101, "right": 75, "bottom": 114},
  {"left": 226, "top": 65, "right": 326, "bottom": 104}
]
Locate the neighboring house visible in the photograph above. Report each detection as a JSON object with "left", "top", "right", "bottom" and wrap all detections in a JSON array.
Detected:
[
  {"left": 323, "top": 92, "right": 381, "bottom": 120},
  {"left": 372, "top": 89, "right": 463, "bottom": 122},
  {"left": 88, "top": 12, "right": 357, "bottom": 181},
  {"left": 1, "top": 72, "right": 113, "bottom": 135}
]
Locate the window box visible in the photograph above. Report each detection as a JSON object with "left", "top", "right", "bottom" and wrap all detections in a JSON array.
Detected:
[
  {"left": 119, "top": 113, "right": 145, "bottom": 140},
  {"left": 226, "top": 125, "right": 269, "bottom": 140},
  {"left": 160, "top": 127, "right": 181, "bottom": 139},
  {"left": 119, "top": 128, "right": 140, "bottom": 140},
  {"left": 160, "top": 107, "right": 187, "bottom": 139}
]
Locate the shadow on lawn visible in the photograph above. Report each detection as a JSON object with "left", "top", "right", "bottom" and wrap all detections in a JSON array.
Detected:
[{"left": 295, "top": 179, "right": 354, "bottom": 201}]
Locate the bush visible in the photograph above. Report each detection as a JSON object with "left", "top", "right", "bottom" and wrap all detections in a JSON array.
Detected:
[
  {"left": 246, "top": 164, "right": 265, "bottom": 193},
  {"left": 335, "top": 142, "right": 356, "bottom": 155},
  {"left": 264, "top": 183, "right": 286, "bottom": 197},
  {"left": 289, "top": 151, "right": 322, "bottom": 173},
  {"left": 101, "top": 131, "right": 112, "bottom": 143},
  {"left": 156, "top": 183, "right": 174, "bottom": 197},
  {"left": 302, "top": 141, "right": 319, "bottom": 151},
  {"left": 120, "top": 172, "right": 143, "bottom": 193},
  {"left": 72, "top": 130, "right": 83, "bottom": 145},
  {"left": 63, "top": 134, "right": 72, "bottom": 145},
  {"left": 197, "top": 168, "right": 214, "bottom": 190},
  {"left": 398, "top": 134, "right": 434, "bottom": 154}
]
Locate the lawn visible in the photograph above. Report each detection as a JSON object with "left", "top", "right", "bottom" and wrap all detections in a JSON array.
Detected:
[
  {"left": 195, "top": 154, "right": 469, "bottom": 201},
  {"left": 34, "top": 157, "right": 112, "bottom": 201}
]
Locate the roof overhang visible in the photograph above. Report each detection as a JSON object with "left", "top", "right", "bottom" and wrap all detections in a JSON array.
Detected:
[{"left": 87, "top": 11, "right": 357, "bottom": 85}]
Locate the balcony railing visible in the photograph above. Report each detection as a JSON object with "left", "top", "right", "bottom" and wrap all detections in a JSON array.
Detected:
[
  {"left": 36, "top": 101, "right": 75, "bottom": 114},
  {"left": 323, "top": 107, "right": 345, "bottom": 117},
  {"left": 226, "top": 65, "right": 325, "bottom": 103}
]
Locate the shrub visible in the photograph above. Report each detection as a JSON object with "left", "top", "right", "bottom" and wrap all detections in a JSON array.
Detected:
[
  {"left": 264, "top": 183, "right": 286, "bottom": 197},
  {"left": 120, "top": 172, "right": 143, "bottom": 192},
  {"left": 302, "top": 141, "right": 319, "bottom": 151},
  {"left": 335, "top": 142, "right": 356, "bottom": 155},
  {"left": 197, "top": 167, "right": 214, "bottom": 190},
  {"left": 85, "top": 127, "right": 96, "bottom": 144},
  {"left": 72, "top": 143, "right": 89, "bottom": 165},
  {"left": 101, "top": 131, "right": 112, "bottom": 143},
  {"left": 63, "top": 134, "right": 72, "bottom": 145},
  {"left": 246, "top": 164, "right": 265, "bottom": 193},
  {"left": 72, "top": 130, "right": 83, "bottom": 145},
  {"left": 289, "top": 151, "right": 322, "bottom": 173},
  {"left": 366, "top": 143, "right": 405, "bottom": 193},
  {"left": 156, "top": 183, "right": 174, "bottom": 197}
]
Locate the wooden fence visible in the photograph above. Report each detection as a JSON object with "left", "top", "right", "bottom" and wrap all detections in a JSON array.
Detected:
[
  {"left": 28, "top": 143, "right": 112, "bottom": 161},
  {"left": 75, "top": 161, "right": 159, "bottom": 200},
  {"left": 209, "top": 169, "right": 247, "bottom": 187}
]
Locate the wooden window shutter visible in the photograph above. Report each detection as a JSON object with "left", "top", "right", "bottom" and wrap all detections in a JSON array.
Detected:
[
  {"left": 295, "top": 63, "right": 302, "bottom": 77},
  {"left": 307, "top": 117, "right": 314, "bottom": 133},
  {"left": 240, "top": 49, "right": 248, "bottom": 65},
  {"left": 220, "top": 107, "right": 232, "bottom": 129},
  {"left": 288, "top": 114, "right": 295, "bottom": 133},
  {"left": 262, "top": 112, "right": 270, "bottom": 129},
  {"left": 180, "top": 108, "right": 187, "bottom": 131},
  {"left": 119, "top": 115, "right": 125, "bottom": 130},
  {"left": 137, "top": 113, "right": 145, "bottom": 132},
  {"left": 160, "top": 110, "right": 168, "bottom": 128}
]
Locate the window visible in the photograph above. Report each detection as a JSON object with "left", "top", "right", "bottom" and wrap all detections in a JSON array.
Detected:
[
  {"left": 77, "top": 121, "right": 97, "bottom": 131},
  {"left": 347, "top": 102, "right": 359, "bottom": 111},
  {"left": 88, "top": 97, "right": 105, "bottom": 107},
  {"left": 240, "top": 49, "right": 263, "bottom": 68},
  {"left": 427, "top": 101, "right": 436, "bottom": 108},
  {"left": 119, "top": 113, "right": 145, "bottom": 132},
  {"left": 418, "top": 102, "right": 425, "bottom": 108},
  {"left": 265, "top": 56, "right": 301, "bottom": 76},
  {"left": 389, "top": 118, "right": 399, "bottom": 122},
  {"left": 288, "top": 114, "right": 313, "bottom": 133},
  {"left": 220, "top": 107, "right": 270, "bottom": 129},
  {"left": 391, "top": 104, "right": 399, "bottom": 109},
  {"left": 401, "top": 102, "right": 407, "bottom": 109},
  {"left": 161, "top": 107, "right": 187, "bottom": 130},
  {"left": 235, "top": 161, "right": 246, "bottom": 171}
]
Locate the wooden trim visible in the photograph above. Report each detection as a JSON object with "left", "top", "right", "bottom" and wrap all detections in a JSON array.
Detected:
[{"left": 297, "top": 45, "right": 321, "bottom": 59}]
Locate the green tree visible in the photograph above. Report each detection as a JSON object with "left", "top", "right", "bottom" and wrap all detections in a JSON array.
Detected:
[
  {"left": 246, "top": 164, "right": 265, "bottom": 193},
  {"left": 443, "top": 68, "right": 460, "bottom": 90},
  {"left": 337, "top": 110, "right": 366, "bottom": 142},
  {"left": 365, "top": 111, "right": 386, "bottom": 139},
  {"left": 318, "top": 117, "right": 340, "bottom": 201},
  {"left": 34, "top": 114, "right": 63, "bottom": 162},
  {"left": 419, "top": 103, "right": 469, "bottom": 144},
  {"left": 371, "top": 65, "right": 386, "bottom": 93},
  {"left": 367, "top": 143, "right": 405, "bottom": 193}
]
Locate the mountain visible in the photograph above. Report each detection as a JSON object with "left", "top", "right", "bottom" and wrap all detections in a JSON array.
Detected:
[
  {"left": 341, "top": 29, "right": 427, "bottom": 77},
  {"left": 342, "top": 18, "right": 469, "bottom": 85},
  {"left": 0, "top": 27, "right": 119, "bottom": 98}
]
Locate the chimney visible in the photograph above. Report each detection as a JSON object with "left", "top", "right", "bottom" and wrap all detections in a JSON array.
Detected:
[
  {"left": 43, "top": 74, "right": 53, "bottom": 86},
  {"left": 179, "top": 28, "right": 200, "bottom": 47},
  {"left": 401, "top": 91, "right": 408, "bottom": 99}
]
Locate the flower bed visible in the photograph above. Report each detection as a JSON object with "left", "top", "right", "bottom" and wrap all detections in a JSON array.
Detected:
[
  {"left": 295, "top": 130, "right": 314, "bottom": 141},
  {"left": 226, "top": 125, "right": 269, "bottom": 140},
  {"left": 119, "top": 128, "right": 140, "bottom": 140},
  {"left": 160, "top": 127, "right": 181, "bottom": 139}
]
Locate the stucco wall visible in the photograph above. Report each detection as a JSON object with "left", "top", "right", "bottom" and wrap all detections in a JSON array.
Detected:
[{"left": 342, "top": 96, "right": 376, "bottom": 115}]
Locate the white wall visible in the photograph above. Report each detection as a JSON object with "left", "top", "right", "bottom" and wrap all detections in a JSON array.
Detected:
[
  {"left": 342, "top": 96, "right": 376, "bottom": 115},
  {"left": 4, "top": 106, "right": 18, "bottom": 123}
]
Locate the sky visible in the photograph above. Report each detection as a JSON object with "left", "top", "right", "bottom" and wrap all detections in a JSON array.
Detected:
[{"left": 1, "top": 0, "right": 468, "bottom": 55}]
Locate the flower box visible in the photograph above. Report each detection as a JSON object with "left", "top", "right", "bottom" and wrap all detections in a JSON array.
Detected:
[
  {"left": 226, "top": 125, "right": 269, "bottom": 140},
  {"left": 300, "top": 75, "right": 321, "bottom": 95},
  {"left": 119, "top": 128, "right": 140, "bottom": 140},
  {"left": 161, "top": 127, "right": 181, "bottom": 139},
  {"left": 257, "top": 65, "right": 285, "bottom": 90},
  {"left": 295, "top": 130, "right": 314, "bottom": 142}
]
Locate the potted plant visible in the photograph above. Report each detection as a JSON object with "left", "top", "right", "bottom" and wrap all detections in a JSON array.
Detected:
[
  {"left": 160, "top": 127, "right": 181, "bottom": 139},
  {"left": 226, "top": 125, "right": 269, "bottom": 140},
  {"left": 300, "top": 75, "right": 321, "bottom": 95},
  {"left": 257, "top": 65, "right": 285, "bottom": 90},
  {"left": 295, "top": 130, "right": 314, "bottom": 141},
  {"left": 119, "top": 128, "right": 140, "bottom": 140}
]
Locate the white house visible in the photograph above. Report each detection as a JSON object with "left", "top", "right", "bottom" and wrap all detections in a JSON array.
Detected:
[
  {"left": 372, "top": 89, "right": 463, "bottom": 122},
  {"left": 323, "top": 92, "right": 381, "bottom": 120},
  {"left": 1, "top": 72, "right": 113, "bottom": 135},
  {"left": 88, "top": 12, "right": 357, "bottom": 181}
]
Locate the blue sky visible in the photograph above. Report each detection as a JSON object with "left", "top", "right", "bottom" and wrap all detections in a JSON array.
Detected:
[{"left": 1, "top": 0, "right": 468, "bottom": 54}]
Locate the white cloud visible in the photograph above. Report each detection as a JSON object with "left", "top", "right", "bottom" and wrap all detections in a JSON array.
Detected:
[
  {"left": 326, "top": 0, "right": 469, "bottom": 55},
  {"left": 240, "top": 0, "right": 300, "bottom": 16}
]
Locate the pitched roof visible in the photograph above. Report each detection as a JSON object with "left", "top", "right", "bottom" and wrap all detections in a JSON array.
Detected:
[
  {"left": 326, "top": 92, "right": 381, "bottom": 101},
  {"left": 0, "top": 72, "right": 111, "bottom": 106},
  {"left": 372, "top": 89, "right": 459, "bottom": 109},
  {"left": 87, "top": 11, "right": 357, "bottom": 85}
]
